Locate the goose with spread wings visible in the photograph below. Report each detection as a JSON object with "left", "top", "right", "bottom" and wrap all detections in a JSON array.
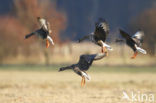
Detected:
[
  {"left": 117, "top": 29, "right": 147, "bottom": 59},
  {"left": 79, "top": 18, "right": 113, "bottom": 53},
  {"left": 59, "top": 52, "right": 107, "bottom": 86},
  {"left": 25, "top": 17, "right": 54, "bottom": 48}
]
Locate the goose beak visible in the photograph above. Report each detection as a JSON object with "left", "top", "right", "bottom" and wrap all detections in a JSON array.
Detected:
[
  {"left": 131, "top": 52, "right": 138, "bottom": 59},
  {"left": 46, "top": 39, "right": 50, "bottom": 48},
  {"left": 81, "top": 76, "right": 85, "bottom": 87}
]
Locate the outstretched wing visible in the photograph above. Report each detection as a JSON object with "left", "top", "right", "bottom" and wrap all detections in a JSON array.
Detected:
[
  {"left": 37, "top": 17, "right": 52, "bottom": 34},
  {"left": 132, "top": 30, "right": 144, "bottom": 46},
  {"left": 78, "top": 54, "right": 95, "bottom": 71},
  {"left": 119, "top": 29, "right": 136, "bottom": 43},
  {"left": 38, "top": 18, "right": 47, "bottom": 30},
  {"left": 25, "top": 29, "right": 43, "bottom": 39},
  {"left": 78, "top": 53, "right": 106, "bottom": 71},
  {"left": 25, "top": 32, "right": 35, "bottom": 39},
  {"left": 78, "top": 33, "right": 94, "bottom": 43},
  {"left": 119, "top": 29, "right": 131, "bottom": 40},
  {"left": 94, "top": 18, "right": 109, "bottom": 42}
]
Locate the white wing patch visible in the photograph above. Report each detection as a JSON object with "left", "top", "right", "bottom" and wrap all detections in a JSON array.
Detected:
[
  {"left": 132, "top": 31, "right": 144, "bottom": 40},
  {"left": 39, "top": 18, "right": 48, "bottom": 31}
]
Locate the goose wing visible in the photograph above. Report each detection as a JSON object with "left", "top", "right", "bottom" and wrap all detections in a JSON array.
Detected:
[
  {"left": 119, "top": 29, "right": 135, "bottom": 44},
  {"left": 37, "top": 17, "right": 52, "bottom": 33},
  {"left": 132, "top": 30, "right": 144, "bottom": 46},
  {"left": 94, "top": 18, "right": 109, "bottom": 42},
  {"left": 32, "top": 28, "right": 48, "bottom": 39},
  {"left": 78, "top": 54, "right": 95, "bottom": 71},
  {"left": 78, "top": 53, "right": 106, "bottom": 71},
  {"left": 25, "top": 29, "right": 44, "bottom": 39}
]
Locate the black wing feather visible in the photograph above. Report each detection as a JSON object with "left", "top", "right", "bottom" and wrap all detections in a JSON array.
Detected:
[
  {"left": 78, "top": 53, "right": 106, "bottom": 71},
  {"left": 78, "top": 54, "right": 95, "bottom": 71},
  {"left": 119, "top": 29, "right": 136, "bottom": 43},
  {"left": 25, "top": 33, "right": 35, "bottom": 39},
  {"left": 94, "top": 18, "right": 109, "bottom": 42},
  {"left": 119, "top": 29, "right": 131, "bottom": 40}
]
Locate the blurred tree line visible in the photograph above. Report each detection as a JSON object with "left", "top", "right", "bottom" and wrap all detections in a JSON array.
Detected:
[
  {"left": 0, "top": 0, "right": 156, "bottom": 64},
  {"left": 56, "top": 0, "right": 156, "bottom": 56},
  {"left": 0, "top": 0, "right": 66, "bottom": 63},
  {"left": 56, "top": 0, "right": 155, "bottom": 40}
]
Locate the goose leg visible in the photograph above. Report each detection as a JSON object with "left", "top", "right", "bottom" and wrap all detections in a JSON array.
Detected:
[
  {"left": 46, "top": 39, "right": 50, "bottom": 48},
  {"left": 102, "top": 46, "right": 108, "bottom": 56},
  {"left": 81, "top": 76, "right": 85, "bottom": 87},
  {"left": 83, "top": 77, "right": 86, "bottom": 86},
  {"left": 81, "top": 76, "right": 83, "bottom": 87},
  {"left": 101, "top": 46, "right": 107, "bottom": 53},
  {"left": 131, "top": 51, "right": 138, "bottom": 59},
  {"left": 98, "top": 40, "right": 107, "bottom": 54}
]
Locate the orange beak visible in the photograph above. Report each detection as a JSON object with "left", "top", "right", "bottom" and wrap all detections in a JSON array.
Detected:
[
  {"left": 131, "top": 52, "right": 138, "bottom": 59},
  {"left": 46, "top": 39, "right": 50, "bottom": 48},
  {"left": 81, "top": 76, "right": 85, "bottom": 87}
]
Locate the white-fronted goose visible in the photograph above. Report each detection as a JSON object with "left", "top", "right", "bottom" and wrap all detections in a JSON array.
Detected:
[
  {"left": 117, "top": 29, "right": 147, "bottom": 59},
  {"left": 79, "top": 18, "right": 113, "bottom": 54},
  {"left": 25, "top": 17, "right": 54, "bottom": 48},
  {"left": 59, "top": 52, "right": 107, "bottom": 86}
]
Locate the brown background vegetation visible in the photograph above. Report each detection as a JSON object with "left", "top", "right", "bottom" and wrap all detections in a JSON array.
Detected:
[
  {"left": 0, "top": 0, "right": 155, "bottom": 65},
  {"left": 0, "top": 0, "right": 66, "bottom": 63}
]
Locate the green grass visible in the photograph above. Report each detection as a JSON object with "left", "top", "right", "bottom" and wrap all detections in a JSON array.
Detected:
[{"left": 0, "top": 64, "right": 156, "bottom": 73}]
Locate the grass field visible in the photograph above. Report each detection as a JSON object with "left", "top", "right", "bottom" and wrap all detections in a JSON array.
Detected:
[{"left": 0, "top": 65, "right": 156, "bottom": 103}]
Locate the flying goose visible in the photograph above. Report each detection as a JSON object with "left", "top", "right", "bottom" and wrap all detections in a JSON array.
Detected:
[
  {"left": 59, "top": 52, "right": 107, "bottom": 86},
  {"left": 25, "top": 17, "right": 54, "bottom": 48},
  {"left": 79, "top": 18, "right": 113, "bottom": 54},
  {"left": 117, "top": 29, "right": 147, "bottom": 59}
]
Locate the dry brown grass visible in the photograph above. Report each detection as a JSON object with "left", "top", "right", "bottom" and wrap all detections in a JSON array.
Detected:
[{"left": 0, "top": 70, "right": 156, "bottom": 103}]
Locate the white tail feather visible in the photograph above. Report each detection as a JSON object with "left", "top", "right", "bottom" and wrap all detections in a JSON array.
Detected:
[
  {"left": 47, "top": 36, "right": 54, "bottom": 45},
  {"left": 103, "top": 43, "right": 113, "bottom": 51},
  {"left": 136, "top": 46, "right": 147, "bottom": 54},
  {"left": 82, "top": 72, "right": 91, "bottom": 81}
]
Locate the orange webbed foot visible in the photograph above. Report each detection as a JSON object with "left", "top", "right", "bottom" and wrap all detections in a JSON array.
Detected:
[
  {"left": 131, "top": 52, "right": 138, "bottom": 59},
  {"left": 81, "top": 76, "right": 85, "bottom": 87},
  {"left": 46, "top": 39, "right": 50, "bottom": 48}
]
